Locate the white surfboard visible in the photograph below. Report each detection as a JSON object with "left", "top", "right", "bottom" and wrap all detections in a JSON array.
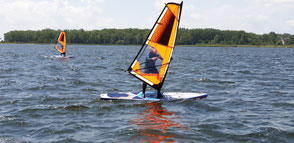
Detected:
[{"left": 100, "top": 92, "right": 208, "bottom": 101}]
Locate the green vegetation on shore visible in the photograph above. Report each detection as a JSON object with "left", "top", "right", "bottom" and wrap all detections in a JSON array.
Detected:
[
  {"left": 3, "top": 28, "right": 294, "bottom": 47},
  {"left": 187, "top": 44, "right": 294, "bottom": 48}
]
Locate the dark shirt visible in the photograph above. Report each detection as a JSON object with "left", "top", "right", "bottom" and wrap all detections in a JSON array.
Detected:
[{"left": 144, "top": 51, "right": 161, "bottom": 74}]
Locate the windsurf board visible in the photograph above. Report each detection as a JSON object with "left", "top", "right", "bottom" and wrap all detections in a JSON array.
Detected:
[{"left": 100, "top": 92, "right": 207, "bottom": 101}]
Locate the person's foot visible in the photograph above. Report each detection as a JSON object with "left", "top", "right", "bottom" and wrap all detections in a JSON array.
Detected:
[{"left": 157, "top": 93, "right": 163, "bottom": 99}]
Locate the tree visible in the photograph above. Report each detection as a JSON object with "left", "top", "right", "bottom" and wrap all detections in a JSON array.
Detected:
[{"left": 3, "top": 28, "right": 293, "bottom": 46}]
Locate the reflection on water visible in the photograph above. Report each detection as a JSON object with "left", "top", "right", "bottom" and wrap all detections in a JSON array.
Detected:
[{"left": 130, "top": 102, "right": 186, "bottom": 142}]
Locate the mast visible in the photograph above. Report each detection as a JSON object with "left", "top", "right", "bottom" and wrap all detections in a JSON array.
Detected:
[
  {"left": 128, "top": 2, "right": 183, "bottom": 90},
  {"left": 158, "top": 1, "right": 183, "bottom": 90}
]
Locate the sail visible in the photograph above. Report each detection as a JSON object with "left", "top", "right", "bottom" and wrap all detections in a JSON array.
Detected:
[
  {"left": 128, "top": 2, "right": 183, "bottom": 90},
  {"left": 54, "top": 31, "right": 66, "bottom": 55}
]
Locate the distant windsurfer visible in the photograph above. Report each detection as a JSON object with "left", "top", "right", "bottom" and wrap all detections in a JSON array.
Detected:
[
  {"left": 142, "top": 45, "right": 163, "bottom": 99},
  {"left": 54, "top": 31, "right": 66, "bottom": 57},
  {"left": 61, "top": 52, "right": 65, "bottom": 57}
]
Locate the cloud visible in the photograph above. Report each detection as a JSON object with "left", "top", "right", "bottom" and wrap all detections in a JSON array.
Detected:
[
  {"left": 286, "top": 20, "right": 294, "bottom": 26},
  {"left": 154, "top": 0, "right": 182, "bottom": 9},
  {"left": 181, "top": 0, "right": 294, "bottom": 34},
  {"left": 0, "top": 0, "right": 113, "bottom": 39}
]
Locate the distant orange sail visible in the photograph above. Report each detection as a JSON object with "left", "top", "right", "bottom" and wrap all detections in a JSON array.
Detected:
[
  {"left": 54, "top": 31, "right": 66, "bottom": 55},
  {"left": 128, "top": 2, "right": 183, "bottom": 90}
]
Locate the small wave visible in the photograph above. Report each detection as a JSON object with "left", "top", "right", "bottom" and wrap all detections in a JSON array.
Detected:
[
  {"left": 197, "top": 78, "right": 235, "bottom": 84},
  {"left": 197, "top": 78, "right": 213, "bottom": 82},
  {"left": 98, "top": 56, "right": 105, "bottom": 60},
  {"left": 20, "top": 105, "right": 61, "bottom": 113},
  {"left": 0, "top": 138, "right": 19, "bottom": 142},
  {"left": 1, "top": 79, "right": 21, "bottom": 86},
  {"left": 73, "top": 80, "right": 87, "bottom": 85},
  {"left": 238, "top": 70, "right": 252, "bottom": 74},
  {"left": 82, "top": 88, "right": 98, "bottom": 92},
  {"left": 98, "top": 104, "right": 114, "bottom": 111},
  {"left": 114, "top": 67, "right": 126, "bottom": 72},
  {"left": 41, "top": 96, "right": 70, "bottom": 102},
  {"left": 28, "top": 85, "right": 56, "bottom": 91},
  {"left": 70, "top": 66, "right": 80, "bottom": 71},
  {"left": 30, "top": 127, "right": 55, "bottom": 139},
  {"left": 42, "top": 55, "right": 50, "bottom": 58},
  {"left": 245, "top": 127, "right": 283, "bottom": 139},
  {"left": 0, "top": 115, "right": 15, "bottom": 120},
  {"left": 64, "top": 104, "right": 90, "bottom": 111},
  {"left": 93, "top": 65, "right": 107, "bottom": 69},
  {"left": 0, "top": 115, "right": 27, "bottom": 126},
  {"left": 188, "top": 101, "right": 223, "bottom": 112},
  {"left": 54, "top": 128, "right": 76, "bottom": 134},
  {"left": 0, "top": 68, "right": 23, "bottom": 74},
  {"left": 271, "top": 102, "right": 294, "bottom": 108},
  {"left": 6, "top": 52, "right": 24, "bottom": 58},
  {"left": 51, "top": 138, "right": 81, "bottom": 143}
]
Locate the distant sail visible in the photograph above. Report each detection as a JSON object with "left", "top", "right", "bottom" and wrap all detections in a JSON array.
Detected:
[
  {"left": 55, "top": 31, "right": 66, "bottom": 55},
  {"left": 128, "top": 2, "right": 183, "bottom": 90}
]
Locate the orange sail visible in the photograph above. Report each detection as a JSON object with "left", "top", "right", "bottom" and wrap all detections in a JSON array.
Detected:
[
  {"left": 128, "top": 2, "right": 183, "bottom": 90},
  {"left": 54, "top": 31, "right": 66, "bottom": 55}
]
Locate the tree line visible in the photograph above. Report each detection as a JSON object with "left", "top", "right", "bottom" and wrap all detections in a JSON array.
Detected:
[{"left": 3, "top": 28, "right": 294, "bottom": 45}]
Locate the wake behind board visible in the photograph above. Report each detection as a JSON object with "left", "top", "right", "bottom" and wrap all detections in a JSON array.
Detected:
[
  {"left": 54, "top": 55, "right": 74, "bottom": 59},
  {"left": 100, "top": 92, "right": 208, "bottom": 101}
]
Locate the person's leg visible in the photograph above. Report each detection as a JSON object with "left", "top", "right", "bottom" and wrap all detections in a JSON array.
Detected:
[
  {"left": 142, "top": 83, "right": 147, "bottom": 98},
  {"left": 157, "top": 89, "right": 163, "bottom": 98}
]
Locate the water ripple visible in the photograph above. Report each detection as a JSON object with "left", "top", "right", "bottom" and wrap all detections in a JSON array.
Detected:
[{"left": 0, "top": 45, "right": 294, "bottom": 142}]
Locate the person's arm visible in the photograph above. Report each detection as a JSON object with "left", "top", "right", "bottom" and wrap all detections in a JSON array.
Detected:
[
  {"left": 146, "top": 52, "right": 152, "bottom": 60},
  {"left": 157, "top": 53, "right": 163, "bottom": 60}
]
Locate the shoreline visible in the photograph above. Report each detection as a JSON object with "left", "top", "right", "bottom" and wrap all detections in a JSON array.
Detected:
[
  {"left": 1, "top": 42, "right": 294, "bottom": 48},
  {"left": 179, "top": 44, "right": 294, "bottom": 48}
]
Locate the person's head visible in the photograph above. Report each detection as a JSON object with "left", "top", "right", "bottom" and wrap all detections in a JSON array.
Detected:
[
  {"left": 147, "top": 45, "right": 156, "bottom": 53},
  {"left": 151, "top": 48, "right": 157, "bottom": 53}
]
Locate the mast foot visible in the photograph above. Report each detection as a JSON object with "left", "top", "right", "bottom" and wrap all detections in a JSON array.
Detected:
[{"left": 157, "top": 90, "right": 163, "bottom": 99}]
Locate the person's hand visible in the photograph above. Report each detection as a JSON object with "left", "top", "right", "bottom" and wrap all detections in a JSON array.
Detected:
[{"left": 152, "top": 57, "right": 157, "bottom": 60}]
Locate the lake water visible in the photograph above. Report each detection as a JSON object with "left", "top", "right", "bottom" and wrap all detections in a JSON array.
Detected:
[{"left": 0, "top": 44, "right": 294, "bottom": 142}]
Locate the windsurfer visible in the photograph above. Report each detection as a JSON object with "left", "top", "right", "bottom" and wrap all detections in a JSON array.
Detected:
[
  {"left": 142, "top": 45, "right": 163, "bottom": 98},
  {"left": 144, "top": 46, "right": 163, "bottom": 74},
  {"left": 54, "top": 31, "right": 66, "bottom": 57}
]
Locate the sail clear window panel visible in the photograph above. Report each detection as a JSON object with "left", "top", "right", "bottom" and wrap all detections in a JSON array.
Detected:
[
  {"left": 56, "top": 42, "right": 63, "bottom": 50},
  {"left": 136, "top": 44, "right": 163, "bottom": 74}
]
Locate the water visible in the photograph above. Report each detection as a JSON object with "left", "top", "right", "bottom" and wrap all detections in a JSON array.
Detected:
[{"left": 0, "top": 44, "right": 293, "bottom": 142}]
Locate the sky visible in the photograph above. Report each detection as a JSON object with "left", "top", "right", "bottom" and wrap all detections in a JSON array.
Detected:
[{"left": 0, "top": 0, "right": 294, "bottom": 40}]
